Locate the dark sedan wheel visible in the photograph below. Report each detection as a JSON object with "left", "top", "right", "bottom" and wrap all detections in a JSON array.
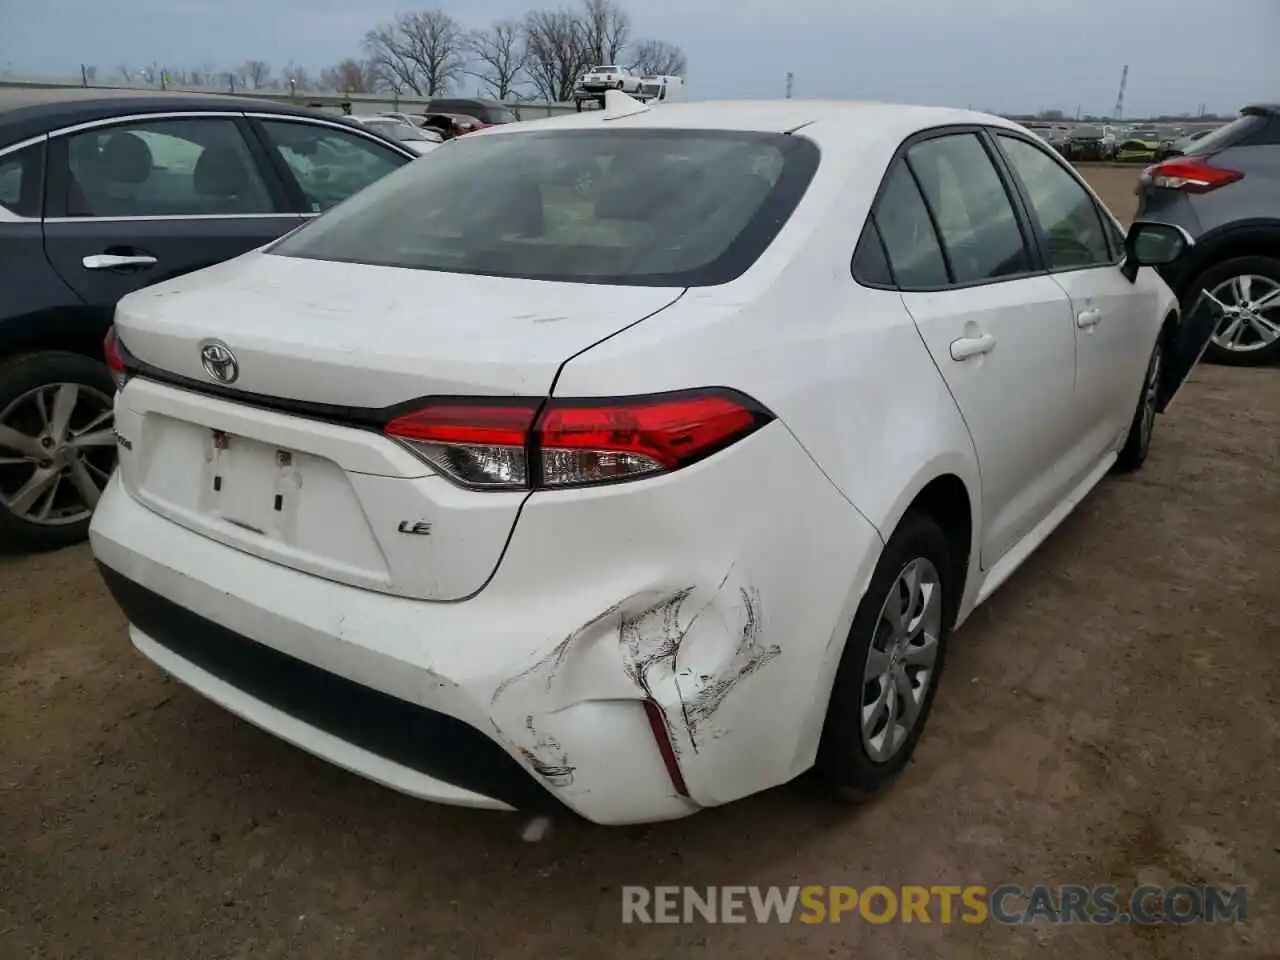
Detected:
[
  {"left": 0, "top": 352, "right": 117, "bottom": 552},
  {"left": 1186, "top": 256, "right": 1280, "bottom": 366}
]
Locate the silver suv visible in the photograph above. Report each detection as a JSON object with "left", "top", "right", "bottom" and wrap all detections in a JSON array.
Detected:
[{"left": 1136, "top": 104, "right": 1280, "bottom": 366}]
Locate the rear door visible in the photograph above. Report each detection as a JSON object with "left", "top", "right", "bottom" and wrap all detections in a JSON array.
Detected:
[
  {"left": 879, "top": 130, "right": 1079, "bottom": 567},
  {"left": 41, "top": 113, "right": 302, "bottom": 329},
  {"left": 993, "top": 131, "right": 1155, "bottom": 480}
]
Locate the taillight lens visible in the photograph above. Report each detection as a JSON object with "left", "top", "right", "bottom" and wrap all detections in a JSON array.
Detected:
[
  {"left": 1145, "top": 155, "right": 1242, "bottom": 194},
  {"left": 103, "top": 326, "right": 128, "bottom": 390},
  {"left": 385, "top": 401, "right": 539, "bottom": 489},
  {"left": 384, "top": 389, "right": 773, "bottom": 491}
]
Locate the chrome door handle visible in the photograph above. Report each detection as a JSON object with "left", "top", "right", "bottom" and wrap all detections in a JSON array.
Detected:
[
  {"left": 1076, "top": 308, "right": 1102, "bottom": 328},
  {"left": 950, "top": 333, "right": 996, "bottom": 361},
  {"left": 82, "top": 253, "right": 158, "bottom": 270}
]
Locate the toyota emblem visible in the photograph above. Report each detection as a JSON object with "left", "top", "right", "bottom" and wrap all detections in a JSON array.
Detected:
[{"left": 199, "top": 340, "right": 239, "bottom": 384}]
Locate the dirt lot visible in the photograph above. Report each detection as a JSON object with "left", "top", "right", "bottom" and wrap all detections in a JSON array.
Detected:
[{"left": 2, "top": 168, "right": 1278, "bottom": 959}]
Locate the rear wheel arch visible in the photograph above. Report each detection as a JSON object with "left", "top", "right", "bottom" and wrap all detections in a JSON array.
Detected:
[
  {"left": 1170, "top": 223, "right": 1280, "bottom": 301},
  {"left": 899, "top": 474, "right": 973, "bottom": 629}
]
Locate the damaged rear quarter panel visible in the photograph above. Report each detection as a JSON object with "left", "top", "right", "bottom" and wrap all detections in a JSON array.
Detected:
[{"left": 483, "top": 424, "right": 884, "bottom": 811}]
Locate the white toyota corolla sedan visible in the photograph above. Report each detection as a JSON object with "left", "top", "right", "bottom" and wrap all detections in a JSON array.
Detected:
[{"left": 91, "top": 96, "right": 1204, "bottom": 826}]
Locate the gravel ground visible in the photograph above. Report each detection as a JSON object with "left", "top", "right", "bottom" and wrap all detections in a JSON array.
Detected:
[{"left": 1, "top": 167, "right": 1277, "bottom": 960}]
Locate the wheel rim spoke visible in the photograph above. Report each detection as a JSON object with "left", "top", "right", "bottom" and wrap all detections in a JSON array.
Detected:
[
  {"left": 48, "top": 384, "right": 80, "bottom": 443},
  {"left": 68, "top": 459, "right": 103, "bottom": 509},
  {"left": 0, "top": 424, "right": 41, "bottom": 459},
  {"left": 68, "top": 427, "right": 116, "bottom": 449},
  {"left": 5, "top": 467, "right": 59, "bottom": 515}
]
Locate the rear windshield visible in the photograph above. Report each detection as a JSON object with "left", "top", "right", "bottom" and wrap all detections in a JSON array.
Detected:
[
  {"left": 1182, "top": 115, "right": 1266, "bottom": 156},
  {"left": 270, "top": 129, "right": 820, "bottom": 287}
]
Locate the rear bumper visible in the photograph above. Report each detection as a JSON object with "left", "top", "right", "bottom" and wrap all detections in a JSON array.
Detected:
[{"left": 90, "top": 419, "right": 882, "bottom": 825}]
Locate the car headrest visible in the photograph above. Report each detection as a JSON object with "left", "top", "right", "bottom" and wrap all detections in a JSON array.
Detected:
[
  {"left": 194, "top": 144, "right": 250, "bottom": 196},
  {"left": 97, "top": 132, "right": 153, "bottom": 184}
]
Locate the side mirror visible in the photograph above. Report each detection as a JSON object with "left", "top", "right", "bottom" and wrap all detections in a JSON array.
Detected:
[{"left": 1120, "top": 220, "right": 1193, "bottom": 282}]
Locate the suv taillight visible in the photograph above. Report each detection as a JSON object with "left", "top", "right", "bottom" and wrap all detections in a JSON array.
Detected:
[
  {"left": 384, "top": 389, "right": 774, "bottom": 491},
  {"left": 103, "top": 326, "right": 130, "bottom": 390},
  {"left": 1144, "top": 155, "right": 1242, "bottom": 194}
]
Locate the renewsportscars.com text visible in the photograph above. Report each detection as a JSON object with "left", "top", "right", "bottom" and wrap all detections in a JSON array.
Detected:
[{"left": 621, "top": 884, "right": 1249, "bottom": 925}]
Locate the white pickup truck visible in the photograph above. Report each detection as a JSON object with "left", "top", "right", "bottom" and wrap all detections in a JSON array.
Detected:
[{"left": 576, "top": 65, "right": 643, "bottom": 95}]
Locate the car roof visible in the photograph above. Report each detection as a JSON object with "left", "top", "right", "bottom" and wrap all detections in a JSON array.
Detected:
[
  {"left": 0, "top": 86, "right": 356, "bottom": 149},
  {"left": 470, "top": 99, "right": 1023, "bottom": 148}
]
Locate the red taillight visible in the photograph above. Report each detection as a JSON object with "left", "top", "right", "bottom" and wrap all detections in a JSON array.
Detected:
[
  {"left": 385, "top": 401, "right": 539, "bottom": 489},
  {"left": 384, "top": 389, "right": 772, "bottom": 491},
  {"left": 103, "top": 326, "right": 127, "bottom": 390},
  {"left": 1145, "top": 155, "right": 1242, "bottom": 194},
  {"left": 537, "top": 393, "right": 765, "bottom": 487}
]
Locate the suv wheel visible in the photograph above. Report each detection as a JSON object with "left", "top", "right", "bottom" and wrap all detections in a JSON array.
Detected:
[
  {"left": 0, "top": 352, "right": 118, "bottom": 553},
  {"left": 1185, "top": 255, "right": 1280, "bottom": 366}
]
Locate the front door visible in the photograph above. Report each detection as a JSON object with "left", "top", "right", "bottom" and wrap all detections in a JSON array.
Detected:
[{"left": 993, "top": 132, "right": 1157, "bottom": 479}]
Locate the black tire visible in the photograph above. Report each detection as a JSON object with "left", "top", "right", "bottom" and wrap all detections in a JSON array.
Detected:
[
  {"left": 1183, "top": 255, "right": 1280, "bottom": 367},
  {"left": 0, "top": 351, "right": 117, "bottom": 553},
  {"left": 814, "top": 510, "right": 953, "bottom": 799},
  {"left": 1116, "top": 336, "right": 1163, "bottom": 473}
]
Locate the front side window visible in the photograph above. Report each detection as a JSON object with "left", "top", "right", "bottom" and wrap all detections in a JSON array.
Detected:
[
  {"left": 872, "top": 161, "right": 950, "bottom": 289},
  {"left": 997, "top": 135, "right": 1113, "bottom": 270},
  {"left": 259, "top": 120, "right": 408, "bottom": 213},
  {"left": 270, "top": 129, "right": 820, "bottom": 287},
  {"left": 906, "top": 133, "right": 1031, "bottom": 284},
  {"left": 0, "top": 142, "right": 44, "bottom": 217},
  {"left": 61, "top": 118, "right": 274, "bottom": 217}
]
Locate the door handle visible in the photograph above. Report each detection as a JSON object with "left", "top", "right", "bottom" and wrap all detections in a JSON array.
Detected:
[
  {"left": 82, "top": 253, "right": 158, "bottom": 270},
  {"left": 950, "top": 333, "right": 996, "bottom": 361},
  {"left": 1076, "top": 308, "right": 1103, "bottom": 328}
]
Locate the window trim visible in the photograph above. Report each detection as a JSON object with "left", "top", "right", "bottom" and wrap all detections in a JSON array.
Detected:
[
  {"left": 854, "top": 124, "right": 1047, "bottom": 293},
  {"left": 42, "top": 112, "right": 294, "bottom": 222},
  {"left": 989, "top": 129, "right": 1123, "bottom": 275}
]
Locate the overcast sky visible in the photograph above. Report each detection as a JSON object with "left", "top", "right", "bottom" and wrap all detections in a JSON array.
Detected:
[{"left": 2, "top": 0, "right": 1276, "bottom": 115}]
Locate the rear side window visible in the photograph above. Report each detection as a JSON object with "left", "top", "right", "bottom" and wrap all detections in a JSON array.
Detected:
[
  {"left": 0, "top": 142, "right": 45, "bottom": 218},
  {"left": 851, "top": 218, "right": 894, "bottom": 286},
  {"left": 906, "top": 134, "right": 1031, "bottom": 284},
  {"left": 872, "top": 161, "right": 949, "bottom": 289},
  {"left": 270, "top": 129, "right": 821, "bottom": 287}
]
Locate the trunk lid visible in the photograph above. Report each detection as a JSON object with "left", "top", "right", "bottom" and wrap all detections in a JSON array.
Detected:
[{"left": 112, "top": 251, "right": 684, "bottom": 601}]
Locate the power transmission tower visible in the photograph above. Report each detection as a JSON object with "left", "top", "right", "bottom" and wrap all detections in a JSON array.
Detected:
[
  {"left": 785, "top": 72, "right": 793, "bottom": 99},
  {"left": 1112, "top": 64, "right": 1128, "bottom": 120}
]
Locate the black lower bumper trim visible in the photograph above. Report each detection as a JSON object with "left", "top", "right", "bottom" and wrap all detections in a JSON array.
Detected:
[{"left": 96, "top": 562, "right": 564, "bottom": 814}]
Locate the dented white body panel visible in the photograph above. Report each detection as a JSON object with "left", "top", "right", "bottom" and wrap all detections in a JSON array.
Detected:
[{"left": 92, "top": 415, "right": 881, "bottom": 824}]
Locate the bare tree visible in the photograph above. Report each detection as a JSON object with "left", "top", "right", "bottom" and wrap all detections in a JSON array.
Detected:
[
  {"left": 580, "top": 0, "right": 630, "bottom": 65},
  {"left": 466, "top": 19, "right": 529, "bottom": 100},
  {"left": 629, "top": 39, "right": 686, "bottom": 77},
  {"left": 319, "top": 58, "right": 379, "bottom": 94},
  {"left": 115, "top": 64, "right": 134, "bottom": 83},
  {"left": 524, "top": 8, "right": 590, "bottom": 103},
  {"left": 242, "top": 60, "right": 272, "bottom": 89},
  {"left": 280, "top": 61, "right": 313, "bottom": 92},
  {"left": 83, "top": 65, "right": 98, "bottom": 84},
  {"left": 364, "top": 10, "right": 465, "bottom": 97}
]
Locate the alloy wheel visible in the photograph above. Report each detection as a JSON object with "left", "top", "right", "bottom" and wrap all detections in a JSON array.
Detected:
[
  {"left": 1209, "top": 274, "right": 1280, "bottom": 354},
  {"left": 0, "top": 383, "right": 116, "bottom": 526},
  {"left": 1139, "top": 343, "right": 1162, "bottom": 452},
  {"left": 860, "top": 556, "right": 943, "bottom": 763}
]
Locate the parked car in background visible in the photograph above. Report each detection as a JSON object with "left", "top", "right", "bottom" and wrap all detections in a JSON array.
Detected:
[
  {"left": 578, "top": 65, "right": 643, "bottom": 95},
  {"left": 422, "top": 98, "right": 517, "bottom": 127},
  {"left": 421, "top": 113, "right": 484, "bottom": 140},
  {"left": 1116, "top": 128, "right": 1163, "bottom": 162},
  {"left": 1156, "top": 127, "right": 1214, "bottom": 161},
  {"left": 637, "top": 76, "right": 684, "bottom": 103},
  {"left": 1066, "top": 124, "right": 1111, "bottom": 161},
  {"left": 0, "top": 88, "right": 416, "bottom": 550},
  {"left": 1023, "top": 122, "right": 1071, "bottom": 155},
  {"left": 1136, "top": 103, "right": 1280, "bottom": 365},
  {"left": 347, "top": 116, "right": 443, "bottom": 155},
  {"left": 91, "top": 100, "right": 1209, "bottom": 827}
]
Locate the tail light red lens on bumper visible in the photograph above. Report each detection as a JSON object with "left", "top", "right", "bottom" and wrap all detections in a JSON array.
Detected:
[
  {"left": 104, "top": 326, "right": 132, "bottom": 390},
  {"left": 384, "top": 389, "right": 775, "bottom": 491},
  {"left": 1142, "top": 155, "right": 1243, "bottom": 194}
]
